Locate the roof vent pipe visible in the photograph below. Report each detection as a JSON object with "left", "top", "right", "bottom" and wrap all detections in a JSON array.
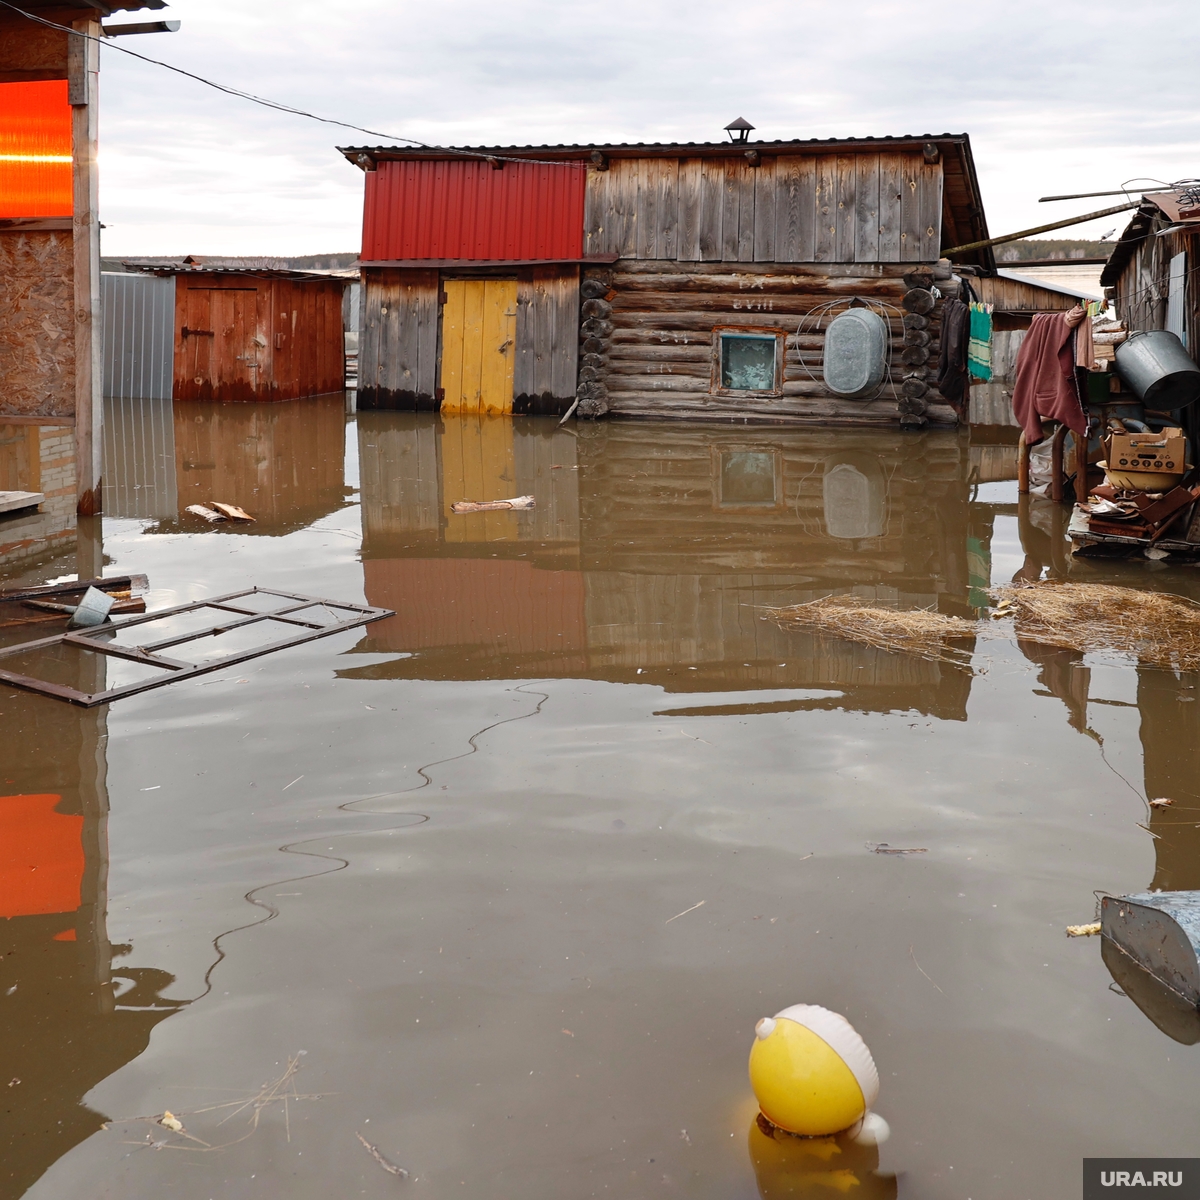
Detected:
[{"left": 725, "top": 118, "right": 755, "bottom": 143}]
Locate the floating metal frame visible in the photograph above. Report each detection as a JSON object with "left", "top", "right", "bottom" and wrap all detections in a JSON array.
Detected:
[{"left": 0, "top": 587, "right": 394, "bottom": 707}]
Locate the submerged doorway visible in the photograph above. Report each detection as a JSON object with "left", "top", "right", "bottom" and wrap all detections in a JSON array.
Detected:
[{"left": 440, "top": 280, "right": 517, "bottom": 414}]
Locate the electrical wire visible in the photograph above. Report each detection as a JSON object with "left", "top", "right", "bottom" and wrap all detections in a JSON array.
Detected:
[{"left": 0, "top": 0, "right": 585, "bottom": 169}]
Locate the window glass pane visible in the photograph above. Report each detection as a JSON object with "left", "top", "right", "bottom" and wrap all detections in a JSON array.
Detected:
[
  {"left": 719, "top": 451, "right": 777, "bottom": 506},
  {"left": 720, "top": 335, "right": 776, "bottom": 391}
]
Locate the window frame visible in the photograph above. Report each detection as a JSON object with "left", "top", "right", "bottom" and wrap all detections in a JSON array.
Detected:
[{"left": 710, "top": 326, "right": 786, "bottom": 398}]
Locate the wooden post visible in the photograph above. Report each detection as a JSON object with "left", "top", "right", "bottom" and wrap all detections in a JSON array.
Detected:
[
  {"left": 70, "top": 19, "right": 103, "bottom": 515},
  {"left": 1017, "top": 430, "right": 1029, "bottom": 494},
  {"left": 1050, "top": 425, "right": 1067, "bottom": 503}
]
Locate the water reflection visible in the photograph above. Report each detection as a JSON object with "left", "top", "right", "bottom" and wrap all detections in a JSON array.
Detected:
[
  {"left": 347, "top": 417, "right": 974, "bottom": 719},
  {"left": 748, "top": 1115, "right": 897, "bottom": 1199},
  {"left": 0, "top": 658, "right": 184, "bottom": 1196},
  {"left": 100, "top": 395, "right": 350, "bottom": 533}
]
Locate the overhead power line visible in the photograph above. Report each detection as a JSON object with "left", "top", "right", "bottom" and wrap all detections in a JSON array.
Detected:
[{"left": 0, "top": 1, "right": 582, "bottom": 167}]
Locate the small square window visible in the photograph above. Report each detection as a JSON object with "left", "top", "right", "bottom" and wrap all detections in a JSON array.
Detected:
[{"left": 714, "top": 330, "right": 782, "bottom": 395}]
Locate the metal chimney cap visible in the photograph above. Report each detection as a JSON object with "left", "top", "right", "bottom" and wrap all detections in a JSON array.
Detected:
[{"left": 724, "top": 117, "right": 755, "bottom": 143}]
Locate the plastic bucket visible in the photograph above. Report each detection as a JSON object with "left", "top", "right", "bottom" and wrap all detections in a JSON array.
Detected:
[{"left": 1115, "top": 331, "right": 1200, "bottom": 409}]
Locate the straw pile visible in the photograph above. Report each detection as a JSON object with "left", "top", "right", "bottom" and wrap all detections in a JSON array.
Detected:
[
  {"left": 765, "top": 595, "right": 977, "bottom": 667},
  {"left": 989, "top": 581, "right": 1200, "bottom": 671}
]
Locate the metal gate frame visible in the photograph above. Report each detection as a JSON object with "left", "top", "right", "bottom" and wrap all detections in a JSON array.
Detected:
[{"left": 0, "top": 587, "right": 393, "bottom": 707}]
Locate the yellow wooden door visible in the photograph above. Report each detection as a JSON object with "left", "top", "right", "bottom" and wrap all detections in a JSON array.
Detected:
[{"left": 440, "top": 280, "right": 517, "bottom": 414}]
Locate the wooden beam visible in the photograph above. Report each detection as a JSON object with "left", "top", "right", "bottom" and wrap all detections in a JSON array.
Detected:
[
  {"left": 944, "top": 201, "right": 1139, "bottom": 256},
  {"left": 70, "top": 16, "right": 103, "bottom": 514}
]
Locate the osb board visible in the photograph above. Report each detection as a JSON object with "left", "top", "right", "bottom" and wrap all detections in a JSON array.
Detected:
[
  {"left": 0, "top": 229, "right": 75, "bottom": 418},
  {"left": 0, "top": 8, "right": 82, "bottom": 80}
]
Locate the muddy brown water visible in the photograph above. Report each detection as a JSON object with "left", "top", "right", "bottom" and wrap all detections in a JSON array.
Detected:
[{"left": 3, "top": 396, "right": 1200, "bottom": 1199}]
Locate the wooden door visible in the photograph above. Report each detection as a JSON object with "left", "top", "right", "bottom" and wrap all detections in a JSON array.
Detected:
[
  {"left": 440, "top": 280, "right": 517, "bottom": 413},
  {"left": 178, "top": 287, "right": 260, "bottom": 400}
]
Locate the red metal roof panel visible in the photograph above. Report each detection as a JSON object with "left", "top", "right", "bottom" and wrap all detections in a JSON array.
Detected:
[{"left": 362, "top": 159, "right": 586, "bottom": 262}]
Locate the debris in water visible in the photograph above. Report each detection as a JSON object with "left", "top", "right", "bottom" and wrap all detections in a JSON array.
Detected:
[
  {"left": 0, "top": 587, "right": 393, "bottom": 707},
  {"left": 665, "top": 900, "right": 705, "bottom": 924},
  {"left": 357, "top": 1132, "right": 410, "bottom": 1178},
  {"left": 1101, "top": 892, "right": 1200, "bottom": 1006},
  {"left": 988, "top": 582, "right": 1200, "bottom": 672},
  {"left": 765, "top": 595, "right": 976, "bottom": 667},
  {"left": 1150, "top": 798, "right": 1176, "bottom": 809},
  {"left": 186, "top": 504, "right": 226, "bottom": 523},
  {"left": 450, "top": 495, "right": 534, "bottom": 513},
  {"left": 159, "top": 1111, "right": 183, "bottom": 1132},
  {"left": 211, "top": 502, "right": 255, "bottom": 522},
  {"left": 869, "top": 844, "right": 927, "bottom": 855},
  {"left": 66, "top": 586, "right": 114, "bottom": 630},
  {"left": 1066, "top": 923, "right": 1102, "bottom": 937}
]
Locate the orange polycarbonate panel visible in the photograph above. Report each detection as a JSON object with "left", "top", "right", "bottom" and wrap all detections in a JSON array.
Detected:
[
  {"left": 0, "top": 793, "right": 84, "bottom": 918},
  {"left": 0, "top": 80, "right": 73, "bottom": 218}
]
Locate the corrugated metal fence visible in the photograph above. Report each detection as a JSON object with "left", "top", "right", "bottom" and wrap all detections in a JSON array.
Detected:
[{"left": 102, "top": 272, "right": 175, "bottom": 400}]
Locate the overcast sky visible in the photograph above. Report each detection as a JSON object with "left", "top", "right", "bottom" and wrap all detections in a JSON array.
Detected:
[{"left": 92, "top": 0, "right": 1200, "bottom": 257}]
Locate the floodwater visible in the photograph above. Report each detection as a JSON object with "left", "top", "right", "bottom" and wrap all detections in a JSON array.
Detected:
[{"left": 3, "top": 395, "right": 1200, "bottom": 1199}]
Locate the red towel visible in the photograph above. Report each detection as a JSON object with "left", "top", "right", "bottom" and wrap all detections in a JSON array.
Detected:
[{"left": 1012, "top": 311, "right": 1086, "bottom": 444}]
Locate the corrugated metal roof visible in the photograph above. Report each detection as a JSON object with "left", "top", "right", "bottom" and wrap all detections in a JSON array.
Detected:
[
  {"left": 362, "top": 158, "right": 585, "bottom": 263},
  {"left": 341, "top": 133, "right": 968, "bottom": 163}
]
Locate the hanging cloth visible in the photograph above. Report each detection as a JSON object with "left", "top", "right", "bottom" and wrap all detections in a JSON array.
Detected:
[
  {"left": 936, "top": 298, "right": 971, "bottom": 415},
  {"left": 1011, "top": 311, "right": 1087, "bottom": 444},
  {"left": 968, "top": 302, "right": 993, "bottom": 381}
]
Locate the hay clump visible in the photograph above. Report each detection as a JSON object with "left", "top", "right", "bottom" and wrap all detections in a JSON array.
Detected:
[
  {"left": 989, "top": 581, "right": 1200, "bottom": 671},
  {"left": 765, "top": 595, "right": 977, "bottom": 667}
]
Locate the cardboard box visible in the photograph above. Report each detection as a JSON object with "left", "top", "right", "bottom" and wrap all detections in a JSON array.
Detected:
[{"left": 1107, "top": 431, "right": 1187, "bottom": 474}]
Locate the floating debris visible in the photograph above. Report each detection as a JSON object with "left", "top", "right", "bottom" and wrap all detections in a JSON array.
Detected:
[
  {"left": 211, "top": 502, "right": 255, "bottom": 522},
  {"left": 1150, "top": 798, "right": 1176, "bottom": 809},
  {"left": 450, "top": 495, "right": 534, "bottom": 513},
  {"left": 186, "top": 504, "right": 226, "bottom": 523},
  {"left": 765, "top": 596, "right": 976, "bottom": 667},
  {"left": 357, "top": 1132, "right": 409, "bottom": 1179},
  {"left": 1066, "top": 923, "right": 1101, "bottom": 937},
  {"left": 989, "top": 582, "right": 1200, "bottom": 672},
  {"left": 869, "top": 844, "right": 927, "bottom": 855}
]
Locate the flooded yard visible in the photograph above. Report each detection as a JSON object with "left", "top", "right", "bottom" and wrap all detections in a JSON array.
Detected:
[{"left": 3, "top": 396, "right": 1200, "bottom": 1198}]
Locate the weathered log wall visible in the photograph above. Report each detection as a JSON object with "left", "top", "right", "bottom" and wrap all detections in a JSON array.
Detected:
[
  {"left": 584, "top": 152, "right": 942, "bottom": 264},
  {"left": 574, "top": 260, "right": 958, "bottom": 426}
]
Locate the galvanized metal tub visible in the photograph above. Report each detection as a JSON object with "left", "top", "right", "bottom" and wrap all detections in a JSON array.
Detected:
[
  {"left": 1115, "top": 330, "right": 1200, "bottom": 409},
  {"left": 823, "top": 309, "right": 887, "bottom": 398}
]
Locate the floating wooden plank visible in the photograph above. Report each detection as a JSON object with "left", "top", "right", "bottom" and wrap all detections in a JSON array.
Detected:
[
  {"left": 211, "top": 501, "right": 254, "bottom": 521},
  {"left": 186, "top": 503, "right": 225, "bottom": 522},
  {"left": 0, "top": 490, "right": 43, "bottom": 515},
  {"left": 450, "top": 495, "right": 535, "bottom": 513}
]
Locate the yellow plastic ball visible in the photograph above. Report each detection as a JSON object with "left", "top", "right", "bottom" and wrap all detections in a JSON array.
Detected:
[{"left": 748, "top": 1004, "right": 880, "bottom": 1137}]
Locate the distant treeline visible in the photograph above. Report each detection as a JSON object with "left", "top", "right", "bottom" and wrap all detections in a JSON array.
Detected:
[
  {"left": 995, "top": 239, "right": 1111, "bottom": 262},
  {"left": 104, "top": 253, "right": 360, "bottom": 272}
]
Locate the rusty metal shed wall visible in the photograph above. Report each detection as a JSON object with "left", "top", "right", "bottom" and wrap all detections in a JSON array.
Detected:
[{"left": 362, "top": 159, "right": 586, "bottom": 262}]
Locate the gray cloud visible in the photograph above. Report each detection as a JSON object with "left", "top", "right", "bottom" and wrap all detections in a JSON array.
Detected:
[{"left": 94, "top": 0, "right": 1200, "bottom": 254}]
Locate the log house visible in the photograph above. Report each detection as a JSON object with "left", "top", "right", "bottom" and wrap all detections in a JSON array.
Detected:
[{"left": 341, "top": 134, "right": 995, "bottom": 427}]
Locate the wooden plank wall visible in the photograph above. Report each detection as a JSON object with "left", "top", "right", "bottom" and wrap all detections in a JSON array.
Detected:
[
  {"left": 514, "top": 265, "right": 580, "bottom": 414},
  {"left": 596, "top": 261, "right": 957, "bottom": 425},
  {"left": 359, "top": 267, "right": 440, "bottom": 409},
  {"left": 270, "top": 277, "right": 346, "bottom": 400},
  {"left": 584, "top": 152, "right": 941, "bottom": 265},
  {"left": 974, "top": 275, "right": 1081, "bottom": 313},
  {"left": 0, "top": 231, "right": 76, "bottom": 417},
  {"left": 173, "top": 275, "right": 345, "bottom": 402}
]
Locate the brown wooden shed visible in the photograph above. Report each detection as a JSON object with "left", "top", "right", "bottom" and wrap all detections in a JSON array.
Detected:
[{"left": 128, "top": 266, "right": 347, "bottom": 402}]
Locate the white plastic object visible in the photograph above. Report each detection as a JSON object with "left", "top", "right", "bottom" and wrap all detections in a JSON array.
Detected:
[
  {"left": 771, "top": 1004, "right": 880, "bottom": 1110},
  {"left": 851, "top": 1111, "right": 890, "bottom": 1146}
]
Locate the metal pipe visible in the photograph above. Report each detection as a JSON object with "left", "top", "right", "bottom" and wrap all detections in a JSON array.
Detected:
[{"left": 943, "top": 201, "right": 1142, "bottom": 257}]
